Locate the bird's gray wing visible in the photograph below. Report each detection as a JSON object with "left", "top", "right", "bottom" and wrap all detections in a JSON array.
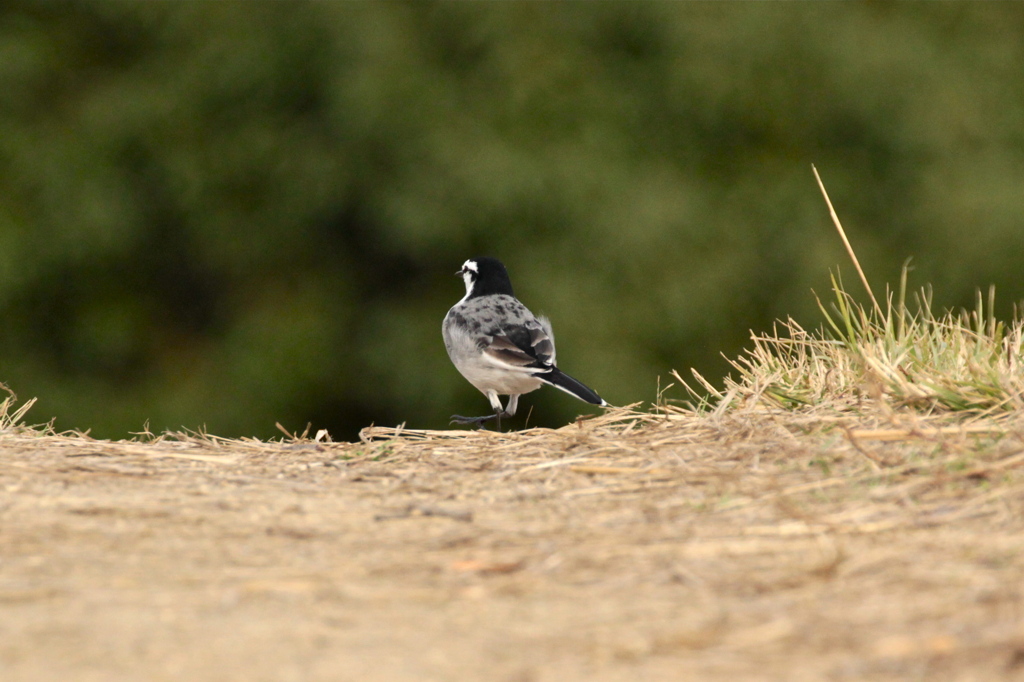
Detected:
[{"left": 481, "top": 316, "right": 556, "bottom": 371}]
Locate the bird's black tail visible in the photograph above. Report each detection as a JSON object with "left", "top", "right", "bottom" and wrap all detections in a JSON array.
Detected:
[{"left": 537, "top": 367, "right": 607, "bottom": 407}]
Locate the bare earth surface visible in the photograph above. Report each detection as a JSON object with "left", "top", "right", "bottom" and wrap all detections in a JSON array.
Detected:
[{"left": 2, "top": 408, "right": 1024, "bottom": 681}]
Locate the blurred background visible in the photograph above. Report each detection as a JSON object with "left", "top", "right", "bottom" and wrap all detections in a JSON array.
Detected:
[{"left": 1, "top": 2, "right": 1022, "bottom": 440}]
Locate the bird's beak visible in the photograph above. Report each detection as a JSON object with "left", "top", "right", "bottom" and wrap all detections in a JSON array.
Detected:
[{"left": 454, "top": 269, "right": 463, "bottom": 276}]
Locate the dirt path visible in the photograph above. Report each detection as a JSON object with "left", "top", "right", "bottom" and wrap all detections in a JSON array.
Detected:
[{"left": 2, "top": 410, "right": 1023, "bottom": 681}]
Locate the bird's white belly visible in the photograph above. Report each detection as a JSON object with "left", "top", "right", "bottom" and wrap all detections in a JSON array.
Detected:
[{"left": 457, "top": 362, "right": 544, "bottom": 396}]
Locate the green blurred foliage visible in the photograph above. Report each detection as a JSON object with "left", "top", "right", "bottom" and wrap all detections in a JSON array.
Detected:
[{"left": 1, "top": 2, "right": 1022, "bottom": 438}]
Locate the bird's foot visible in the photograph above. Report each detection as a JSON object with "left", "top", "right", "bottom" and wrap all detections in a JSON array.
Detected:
[
  {"left": 450, "top": 412, "right": 513, "bottom": 431},
  {"left": 450, "top": 414, "right": 497, "bottom": 429}
]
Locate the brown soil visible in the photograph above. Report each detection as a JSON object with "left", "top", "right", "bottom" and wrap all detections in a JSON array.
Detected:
[{"left": 2, "top": 408, "right": 1024, "bottom": 681}]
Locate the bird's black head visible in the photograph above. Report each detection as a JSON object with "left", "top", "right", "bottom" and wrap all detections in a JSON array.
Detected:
[{"left": 458, "top": 257, "right": 515, "bottom": 299}]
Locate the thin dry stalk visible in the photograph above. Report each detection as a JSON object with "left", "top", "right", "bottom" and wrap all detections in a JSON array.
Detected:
[{"left": 812, "top": 164, "right": 883, "bottom": 318}]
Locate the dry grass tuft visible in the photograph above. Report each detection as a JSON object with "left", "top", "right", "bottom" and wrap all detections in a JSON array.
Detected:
[
  {"left": 681, "top": 278, "right": 1024, "bottom": 415},
  {"left": 0, "top": 383, "right": 38, "bottom": 432},
  {"left": 680, "top": 168, "right": 1024, "bottom": 418}
]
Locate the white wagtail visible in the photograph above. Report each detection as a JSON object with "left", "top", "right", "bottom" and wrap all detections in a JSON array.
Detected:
[{"left": 442, "top": 257, "right": 608, "bottom": 428}]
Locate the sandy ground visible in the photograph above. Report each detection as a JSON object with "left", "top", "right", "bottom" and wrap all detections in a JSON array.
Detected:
[{"left": 2, "top": 409, "right": 1024, "bottom": 681}]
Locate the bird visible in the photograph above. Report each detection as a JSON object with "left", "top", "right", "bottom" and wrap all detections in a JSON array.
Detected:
[{"left": 442, "top": 256, "right": 608, "bottom": 428}]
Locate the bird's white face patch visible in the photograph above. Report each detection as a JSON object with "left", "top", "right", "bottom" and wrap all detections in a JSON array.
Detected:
[{"left": 460, "top": 260, "right": 478, "bottom": 298}]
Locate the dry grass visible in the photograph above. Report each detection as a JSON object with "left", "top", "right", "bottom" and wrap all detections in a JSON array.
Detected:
[
  {"left": 3, "top": 397, "right": 1024, "bottom": 681},
  {"left": 683, "top": 278, "right": 1024, "bottom": 416},
  {"left": 683, "top": 168, "right": 1024, "bottom": 416},
  {"left": 0, "top": 384, "right": 37, "bottom": 431},
  {"left": 3, "top": 172, "right": 1023, "bottom": 680}
]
